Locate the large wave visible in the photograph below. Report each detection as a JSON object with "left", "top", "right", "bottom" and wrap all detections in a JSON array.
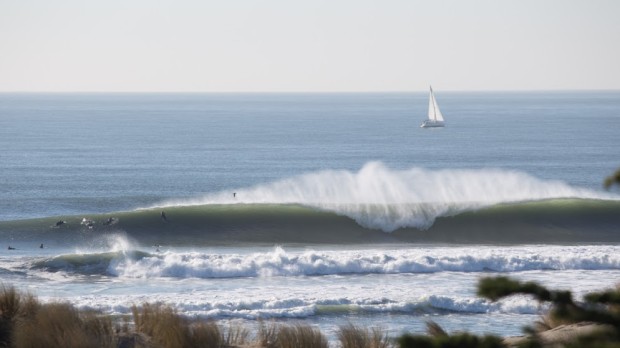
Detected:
[
  {"left": 154, "top": 162, "right": 615, "bottom": 231},
  {"left": 2, "top": 163, "right": 619, "bottom": 245}
]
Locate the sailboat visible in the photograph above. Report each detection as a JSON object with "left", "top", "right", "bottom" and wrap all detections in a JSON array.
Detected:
[{"left": 420, "top": 86, "right": 445, "bottom": 128}]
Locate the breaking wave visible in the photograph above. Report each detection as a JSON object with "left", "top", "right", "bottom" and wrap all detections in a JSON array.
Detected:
[{"left": 154, "top": 162, "right": 616, "bottom": 231}]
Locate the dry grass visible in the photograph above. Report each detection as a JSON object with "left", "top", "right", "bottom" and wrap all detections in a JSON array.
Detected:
[
  {"left": 223, "top": 323, "right": 250, "bottom": 346},
  {"left": 276, "top": 323, "right": 328, "bottom": 348},
  {"left": 257, "top": 320, "right": 279, "bottom": 347},
  {"left": 337, "top": 323, "right": 390, "bottom": 348},
  {"left": 132, "top": 303, "right": 197, "bottom": 348},
  {"left": 0, "top": 285, "right": 39, "bottom": 347},
  {"left": 12, "top": 302, "right": 116, "bottom": 348},
  {"left": 257, "top": 321, "right": 327, "bottom": 348},
  {"left": 131, "top": 303, "right": 253, "bottom": 348},
  {"left": 425, "top": 321, "right": 448, "bottom": 338}
]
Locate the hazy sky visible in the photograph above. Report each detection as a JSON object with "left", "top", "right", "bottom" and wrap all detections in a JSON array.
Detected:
[{"left": 1, "top": 0, "right": 619, "bottom": 92}]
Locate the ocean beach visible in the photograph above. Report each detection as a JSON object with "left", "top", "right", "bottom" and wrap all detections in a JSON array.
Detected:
[{"left": 1, "top": 92, "right": 619, "bottom": 344}]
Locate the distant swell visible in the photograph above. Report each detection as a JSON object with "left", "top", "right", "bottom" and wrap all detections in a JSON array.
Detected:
[{"left": 153, "top": 162, "right": 617, "bottom": 231}]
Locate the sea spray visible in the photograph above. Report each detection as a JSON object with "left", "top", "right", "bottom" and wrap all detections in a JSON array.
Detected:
[{"left": 153, "top": 162, "right": 615, "bottom": 231}]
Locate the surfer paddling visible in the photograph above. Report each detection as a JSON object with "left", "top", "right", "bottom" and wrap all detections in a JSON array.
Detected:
[
  {"left": 7, "top": 246, "right": 16, "bottom": 250},
  {"left": 103, "top": 217, "right": 118, "bottom": 225}
]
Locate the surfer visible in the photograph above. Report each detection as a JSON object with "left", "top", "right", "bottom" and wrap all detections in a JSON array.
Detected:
[
  {"left": 8, "top": 246, "right": 15, "bottom": 250},
  {"left": 81, "top": 218, "right": 95, "bottom": 229},
  {"left": 103, "top": 217, "right": 117, "bottom": 225},
  {"left": 233, "top": 192, "right": 236, "bottom": 198},
  {"left": 55, "top": 220, "right": 66, "bottom": 227},
  {"left": 161, "top": 211, "right": 168, "bottom": 222},
  {"left": 40, "top": 243, "right": 44, "bottom": 249}
]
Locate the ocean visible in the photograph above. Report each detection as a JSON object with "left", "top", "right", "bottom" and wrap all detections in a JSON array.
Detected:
[{"left": 1, "top": 91, "right": 619, "bottom": 342}]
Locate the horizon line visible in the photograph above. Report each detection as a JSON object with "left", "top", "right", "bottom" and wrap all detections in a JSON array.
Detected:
[{"left": 1, "top": 88, "right": 619, "bottom": 94}]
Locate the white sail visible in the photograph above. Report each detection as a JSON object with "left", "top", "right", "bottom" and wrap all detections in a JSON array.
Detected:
[
  {"left": 421, "top": 86, "right": 445, "bottom": 128},
  {"left": 428, "top": 88, "right": 444, "bottom": 122}
]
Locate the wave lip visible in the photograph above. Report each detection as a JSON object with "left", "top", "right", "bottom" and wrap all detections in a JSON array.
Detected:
[{"left": 154, "top": 162, "right": 618, "bottom": 231}]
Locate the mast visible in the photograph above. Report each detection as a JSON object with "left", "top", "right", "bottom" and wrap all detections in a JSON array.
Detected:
[{"left": 429, "top": 85, "right": 437, "bottom": 121}]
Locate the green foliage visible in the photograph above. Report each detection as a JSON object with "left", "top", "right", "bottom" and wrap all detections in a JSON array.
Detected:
[
  {"left": 397, "top": 332, "right": 504, "bottom": 348},
  {"left": 477, "top": 276, "right": 555, "bottom": 303},
  {"left": 604, "top": 168, "right": 620, "bottom": 189},
  {"left": 585, "top": 289, "right": 620, "bottom": 307},
  {"left": 477, "top": 276, "right": 620, "bottom": 347}
]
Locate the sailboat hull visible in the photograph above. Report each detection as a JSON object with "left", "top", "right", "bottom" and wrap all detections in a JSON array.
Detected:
[{"left": 420, "top": 120, "right": 445, "bottom": 128}]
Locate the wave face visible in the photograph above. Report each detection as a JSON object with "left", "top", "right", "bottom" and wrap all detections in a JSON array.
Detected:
[
  {"left": 154, "top": 162, "right": 616, "bottom": 231},
  {"left": 2, "top": 199, "right": 620, "bottom": 246}
]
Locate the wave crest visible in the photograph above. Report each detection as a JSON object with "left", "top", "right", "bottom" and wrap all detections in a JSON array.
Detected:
[{"left": 156, "top": 162, "right": 614, "bottom": 231}]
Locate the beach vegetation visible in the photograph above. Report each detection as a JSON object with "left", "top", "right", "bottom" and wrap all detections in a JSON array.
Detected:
[
  {"left": 0, "top": 285, "right": 39, "bottom": 348},
  {"left": 478, "top": 276, "right": 620, "bottom": 347},
  {"left": 397, "top": 331, "right": 504, "bottom": 348},
  {"left": 257, "top": 321, "right": 327, "bottom": 348},
  {"left": 3, "top": 279, "right": 620, "bottom": 347},
  {"left": 337, "top": 323, "right": 390, "bottom": 348},
  {"left": 130, "top": 303, "right": 253, "bottom": 348},
  {"left": 12, "top": 303, "right": 116, "bottom": 348},
  {"left": 604, "top": 168, "right": 620, "bottom": 189}
]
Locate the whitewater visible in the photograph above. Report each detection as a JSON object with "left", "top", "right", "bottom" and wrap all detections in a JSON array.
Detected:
[
  {"left": 151, "top": 161, "right": 617, "bottom": 231},
  {"left": 1, "top": 91, "right": 619, "bottom": 342}
]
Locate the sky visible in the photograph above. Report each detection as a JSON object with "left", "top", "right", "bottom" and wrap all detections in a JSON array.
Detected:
[{"left": 1, "top": 0, "right": 619, "bottom": 92}]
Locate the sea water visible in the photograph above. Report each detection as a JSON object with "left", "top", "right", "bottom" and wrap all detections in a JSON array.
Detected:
[{"left": 1, "top": 92, "right": 619, "bottom": 342}]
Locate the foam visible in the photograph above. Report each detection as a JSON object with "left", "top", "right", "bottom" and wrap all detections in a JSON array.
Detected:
[
  {"left": 59, "top": 292, "right": 542, "bottom": 320},
  {"left": 111, "top": 245, "right": 620, "bottom": 279}
]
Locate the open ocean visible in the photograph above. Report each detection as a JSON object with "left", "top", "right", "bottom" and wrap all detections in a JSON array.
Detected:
[{"left": 1, "top": 91, "right": 619, "bottom": 342}]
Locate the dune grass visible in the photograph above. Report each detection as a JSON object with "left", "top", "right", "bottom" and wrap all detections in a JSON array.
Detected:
[
  {"left": 3, "top": 279, "right": 620, "bottom": 347},
  {"left": 13, "top": 303, "right": 116, "bottom": 348},
  {"left": 1, "top": 285, "right": 115, "bottom": 348},
  {"left": 257, "top": 321, "right": 327, "bottom": 348},
  {"left": 337, "top": 323, "right": 390, "bottom": 348}
]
